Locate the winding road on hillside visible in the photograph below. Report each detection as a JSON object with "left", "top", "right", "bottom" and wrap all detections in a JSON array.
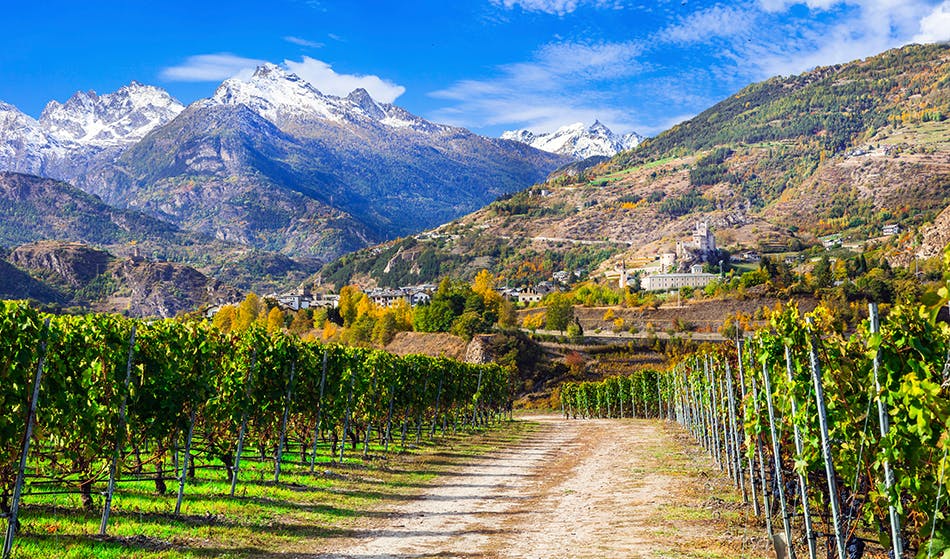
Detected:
[{"left": 309, "top": 416, "right": 767, "bottom": 559}]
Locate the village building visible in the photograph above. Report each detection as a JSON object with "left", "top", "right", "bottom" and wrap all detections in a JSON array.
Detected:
[
  {"left": 882, "top": 223, "right": 900, "bottom": 236},
  {"left": 640, "top": 267, "right": 718, "bottom": 292}
]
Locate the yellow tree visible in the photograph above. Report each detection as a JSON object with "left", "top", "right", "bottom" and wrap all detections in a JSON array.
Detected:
[
  {"left": 288, "top": 309, "right": 314, "bottom": 336},
  {"left": 338, "top": 285, "right": 363, "bottom": 327},
  {"left": 212, "top": 305, "right": 237, "bottom": 333},
  {"left": 266, "top": 306, "right": 285, "bottom": 334},
  {"left": 356, "top": 294, "right": 378, "bottom": 320},
  {"left": 522, "top": 312, "right": 545, "bottom": 332},
  {"left": 472, "top": 269, "right": 505, "bottom": 324},
  {"left": 234, "top": 293, "right": 264, "bottom": 332},
  {"left": 472, "top": 269, "right": 496, "bottom": 298},
  {"left": 389, "top": 298, "right": 414, "bottom": 331}
]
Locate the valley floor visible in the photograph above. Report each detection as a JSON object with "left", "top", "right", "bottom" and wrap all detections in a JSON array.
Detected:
[{"left": 306, "top": 416, "right": 767, "bottom": 559}]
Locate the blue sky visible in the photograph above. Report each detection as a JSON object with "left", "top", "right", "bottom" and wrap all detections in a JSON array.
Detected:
[{"left": 1, "top": 0, "right": 948, "bottom": 136}]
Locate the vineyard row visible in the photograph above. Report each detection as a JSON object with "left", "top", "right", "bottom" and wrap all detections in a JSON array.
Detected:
[
  {"left": 561, "top": 299, "right": 950, "bottom": 559},
  {"left": 0, "top": 300, "right": 513, "bottom": 557}
]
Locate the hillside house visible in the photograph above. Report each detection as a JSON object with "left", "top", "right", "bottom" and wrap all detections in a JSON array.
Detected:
[
  {"left": 518, "top": 288, "right": 544, "bottom": 304},
  {"left": 641, "top": 268, "right": 718, "bottom": 291}
]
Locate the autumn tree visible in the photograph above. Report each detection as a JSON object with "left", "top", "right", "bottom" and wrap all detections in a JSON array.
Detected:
[
  {"left": 212, "top": 305, "right": 237, "bottom": 333},
  {"left": 288, "top": 309, "right": 314, "bottom": 335},
  {"left": 521, "top": 312, "right": 545, "bottom": 332},
  {"left": 545, "top": 293, "right": 575, "bottom": 333},
  {"left": 233, "top": 293, "right": 265, "bottom": 332},
  {"left": 338, "top": 285, "right": 363, "bottom": 327},
  {"left": 265, "top": 306, "right": 285, "bottom": 334}
]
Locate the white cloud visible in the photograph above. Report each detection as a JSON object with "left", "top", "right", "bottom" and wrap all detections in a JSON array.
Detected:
[
  {"left": 284, "top": 56, "right": 406, "bottom": 102},
  {"left": 489, "top": 0, "right": 621, "bottom": 15},
  {"left": 657, "top": 5, "right": 758, "bottom": 44},
  {"left": 430, "top": 40, "right": 644, "bottom": 134},
  {"left": 160, "top": 53, "right": 266, "bottom": 82},
  {"left": 914, "top": 1, "right": 950, "bottom": 42},
  {"left": 284, "top": 36, "right": 323, "bottom": 48},
  {"left": 161, "top": 54, "right": 405, "bottom": 103},
  {"left": 747, "top": 0, "right": 938, "bottom": 77},
  {"left": 656, "top": 0, "right": 943, "bottom": 83},
  {"left": 758, "top": 0, "right": 839, "bottom": 12}
]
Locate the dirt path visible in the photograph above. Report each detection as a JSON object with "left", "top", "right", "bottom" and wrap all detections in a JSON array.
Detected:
[{"left": 313, "top": 416, "right": 767, "bottom": 558}]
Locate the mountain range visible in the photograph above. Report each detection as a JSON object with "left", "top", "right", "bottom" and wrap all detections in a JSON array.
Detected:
[
  {"left": 501, "top": 121, "right": 642, "bottom": 159},
  {"left": 0, "top": 82, "right": 184, "bottom": 177},
  {"left": 0, "top": 64, "right": 568, "bottom": 264},
  {"left": 4, "top": 43, "right": 948, "bottom": 315}
]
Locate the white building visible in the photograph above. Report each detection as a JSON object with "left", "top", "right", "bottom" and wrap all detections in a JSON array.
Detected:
[{"left": 641, "top": 271, "right": 718, "bottom": 292}]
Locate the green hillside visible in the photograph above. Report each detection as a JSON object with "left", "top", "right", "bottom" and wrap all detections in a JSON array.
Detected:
[{"left": 314, "top": 43, "right": 950, "bottom": 290}]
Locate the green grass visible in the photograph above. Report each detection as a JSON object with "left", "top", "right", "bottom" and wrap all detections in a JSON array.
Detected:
[
  {"left": 4, "top": 420, "right": 534, "bottom": 559},
  {"left": 588, "top": 156, "right": 677, "bottom": 185}
]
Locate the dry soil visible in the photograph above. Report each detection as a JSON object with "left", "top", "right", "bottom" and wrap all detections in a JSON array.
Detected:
[{"left": 311, "top": 415, "right": 768, "bottom": 559}]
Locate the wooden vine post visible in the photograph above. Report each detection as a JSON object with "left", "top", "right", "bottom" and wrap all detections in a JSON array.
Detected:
[
  {"left": 230, "top": 348, "right": 257, "bottom": 497},
  {"left": 737, "top": 338, "right": 761, "bottom": 517},
  {"left": 761, "top": 355, "right": 796, "bottom": 559},
  {"left": 309, "top": 350, "right": 328, "bottom": 471},
  {"left": 339, "top": 364, "right": 357, "bottom": 463},
  {"left": 175, "top": 407, "right": 197, "bottom": 515},
  {"left": 750, "top": 373, "right": 775, "bottom": 540},
  {"left": 725, "top": 361, "right": 746, "bottom": 500},
  {"left": 274, "top": 360, "right": 296, "bottom": 483}
]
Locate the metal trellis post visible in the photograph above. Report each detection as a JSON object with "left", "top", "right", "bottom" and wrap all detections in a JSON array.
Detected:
[
  {"left": 3, "top": 318, "right": 50, "bottom": 559},
  {"left": 869, "top": 303, "right": 904, "bottom": 559},
  {"left": 100, "top": 325, "right": 137, "bottom": 535},
  {"left": 805, "top": 317, "right": 846, "bottom": 559}
]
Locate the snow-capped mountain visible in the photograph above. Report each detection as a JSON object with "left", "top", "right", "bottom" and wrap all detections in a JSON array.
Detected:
[
  {"left": 0, "top": 83, "right": 184, "bottom": 179},
  {"left": 0, "top": 102, "right": 65, "bottom": 175},
  {"left": 501, "top": 121, "right": 643, "bottom": 159},
  {"left": 0, "top": 64, "right": 567, "bottom": 262},
  {"left": 74, "top": 64, "right": 568, "bottom": 259},
  {"left": 40, "top": 82, "right": 183, "bottom": 147},
  {"left": 209, "top": 64, "right": 442, "bottom": 134}
]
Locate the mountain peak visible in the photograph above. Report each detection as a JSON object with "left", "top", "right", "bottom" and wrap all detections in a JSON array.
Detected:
[
  {"left": 247, "top": 64, "right": 318, "bottom": 92},
  {"left": 346, "top": 88, "right": 386, "bottom": 120},
  {"left": 35, "top": 82, "right": 182, "bottom": 148},
  {"left": 501, "top": 121, "right": 642, "bottom": 159},
  {"left": 347, "top": 88, "right": 373, "bottom": 102},
  {"left": 211, "top": 64, "right": 345, "bottom": 124},
  {"left": 252, "top": 63, "right": 283, "bottom": 78}
]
